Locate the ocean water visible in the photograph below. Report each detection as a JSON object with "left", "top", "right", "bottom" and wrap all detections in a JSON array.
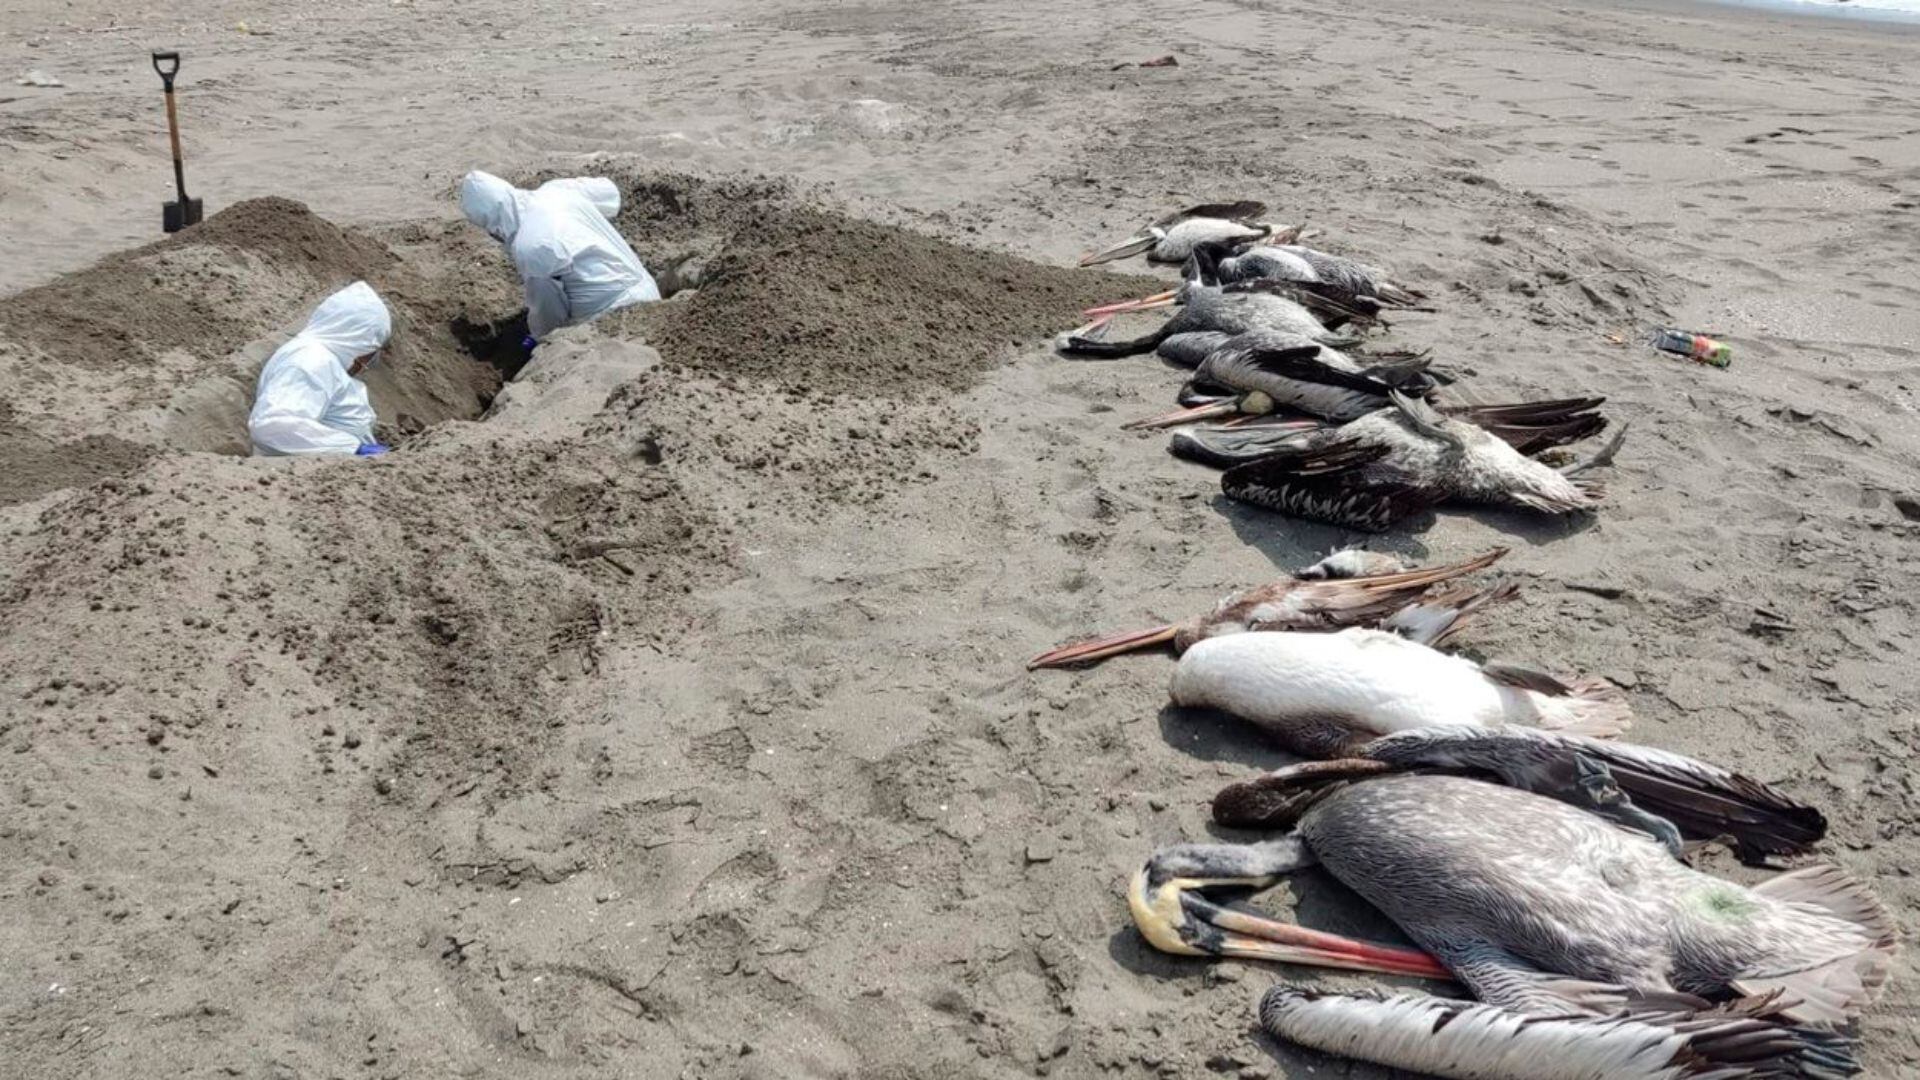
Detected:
[{"left": 1716, "top": 0, "right": 1920, "bottom": 21}]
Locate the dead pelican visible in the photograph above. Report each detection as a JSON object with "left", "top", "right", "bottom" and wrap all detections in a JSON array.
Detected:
[
  {"left": 1211, "top": 392, "right": 1623, "bottom": 531},
  {"left": 1056, "top": 278, "right": 1354, "bottom": 360},
  {"left": 1170, "top": 623, "right": 1632, "bottom": 756},
  {"left": 1223, "top": 240, "right": 1426, "bottom": 307},
  {"left": 1131, "top": 773, "right": 1894, "bottom": 1079},
  {"left": 1077, "top": 202, "right": 1288, "bottom": 266},
  {"left": 1029, "top": 547, "right": 1507, "bottom": 669}
]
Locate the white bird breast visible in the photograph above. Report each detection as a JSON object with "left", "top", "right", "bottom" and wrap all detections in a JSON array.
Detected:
[{"left": 1168, "top": 629, "right": 1524, "bottom": 733}]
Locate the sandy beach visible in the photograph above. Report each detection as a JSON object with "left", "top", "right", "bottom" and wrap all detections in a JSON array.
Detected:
[{"left": 2, "top": 0, "right": 1918, "bottom": 1076}]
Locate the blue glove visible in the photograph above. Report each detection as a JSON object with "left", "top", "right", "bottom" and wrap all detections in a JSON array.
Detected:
[
  {"left": 521, "top": 335, "right": 539, "bottom": 353},
  {"left": 355, "top": 443, "right": 389, "bottom": 457}
]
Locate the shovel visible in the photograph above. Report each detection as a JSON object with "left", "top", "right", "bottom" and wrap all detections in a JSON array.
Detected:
[{"left": 151, "top": 50, "right": 203, "bottom": 232}]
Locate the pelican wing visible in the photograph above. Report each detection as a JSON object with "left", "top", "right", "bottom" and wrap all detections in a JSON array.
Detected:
[
  {"left": 1170, "top": 424, "right": 1323, "bottom": 469},
  {"left": 1229, "top": 343, "right": 1408, "bottom": 395},
  {"left": 1479, "top": 660, "right": 1577, "bottom": 696},
  {"left": 1154, "top": 200, "right": 1266, "bottom": 228},
  {"left": 1377, "top": 582, "right": 1520, "bottom": 648},
  {"left": 1363, "top": 726, "right": 1828, "bottom": 862},
  {"left": 1450, "top": 397, "right": 1609, "bottom": 455},
  {"left": 1221, "top": 278, "right": 1380, "bottom": 327},
  {"left": 1455, "top": 396, "right": 1608, "bottom": 425},
  {"left": 1356, "top": 355, "right": 1437, "bottom": 393},
  {"left": 1259, "top": 985, "right": 1859, "bottom": 1080},
  {"left": 1221, "top": 440, "right": 1438, "bottom": 532},
  {"left": 1735, "top": 865, "right": 1898, "bottom": 1025}
]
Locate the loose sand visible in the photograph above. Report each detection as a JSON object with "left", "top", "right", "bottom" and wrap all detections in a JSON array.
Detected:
[{"left": 2, "top": 0, "right": 1918, "bottom": 1078}]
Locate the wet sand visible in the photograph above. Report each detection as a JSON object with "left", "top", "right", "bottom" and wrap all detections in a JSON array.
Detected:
[{"left": 2, "top": 0, "right": 1918, "bottom": 1077}]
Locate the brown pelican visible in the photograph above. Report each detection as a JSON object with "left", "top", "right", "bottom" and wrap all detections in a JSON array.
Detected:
[
  {"left": 1210, "top": 392, "right": 1624, "bottom": 531},
  {"left": 1077, "top": 202, "right": 1291, "bottom": 266},
  {"left": 1169, "top": 622, "right": 1632, "bottom": 757},
  {"left": 1218, "top": 240, "right": 1427, "bottom": 308},
  {"left": 1131, "top": 773, "right": 1894, "bottom": 1078},
  {"left": 1056, "top": 279, "right": 1355, "bottom": 360},
  {"left": 1210, "top": 724, "right": 1829, "bottom": 864},
  {"left": 1028, "top": 547, "right": 1508, "bottom": 669}
]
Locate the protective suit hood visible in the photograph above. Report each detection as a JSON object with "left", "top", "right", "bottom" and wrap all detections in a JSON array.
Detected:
[
  {"left": 461, "top": 170, "right": 661, "bottom": 340},
  {"left": 301, "top": 280, "right": 393, "bottom": 365},
  {"left": 247, "top": 282, "right": 389, "bottom": 456},
  {"left": 460, "top": 170, "right": 526, "bottom": 245}
]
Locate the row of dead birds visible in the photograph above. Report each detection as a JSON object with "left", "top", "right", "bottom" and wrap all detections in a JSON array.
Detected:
[
  {"left": 1065, "top": 202, "right": 1624, "bottom": 532},
  {"left": 1022, "top": 205, "right": 1897, "bottom": 1079}
]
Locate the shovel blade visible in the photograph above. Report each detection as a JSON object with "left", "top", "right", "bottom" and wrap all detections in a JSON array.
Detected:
[{"left": 164, "top": 197, "right": 203, "bottom": 233}]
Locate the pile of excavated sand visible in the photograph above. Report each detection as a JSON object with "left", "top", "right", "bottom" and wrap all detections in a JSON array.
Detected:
[{"left": 623, "top": 202, "right": 1149, "bottom": 397}]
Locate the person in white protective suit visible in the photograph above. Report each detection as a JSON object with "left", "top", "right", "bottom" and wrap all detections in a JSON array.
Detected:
[
  {"left": 458, "top": 171, "right": 661, "bottom": 345},
  {"left": 247, "top": 281, "right": 393, "bottom": 457}
]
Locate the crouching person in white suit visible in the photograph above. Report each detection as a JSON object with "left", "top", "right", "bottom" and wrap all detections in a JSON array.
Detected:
[
  {"left": 458, "top": 170, "right": 661, "bottom": 347},
  {"left": 248, "top": 281, "right": 392, "bottom": 457}
]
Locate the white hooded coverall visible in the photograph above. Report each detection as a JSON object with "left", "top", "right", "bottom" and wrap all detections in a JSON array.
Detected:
[
  {"left": 248, "top": 281, "right": 392, "bottom": 456},
  {"left": 458, "top": 171, "right": 661, "bottom": 340}
]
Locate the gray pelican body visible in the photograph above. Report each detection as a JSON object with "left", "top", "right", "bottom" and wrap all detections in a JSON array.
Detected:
[
  {"left": 1027, "top": 547, "right": 1507, "bottom": 668},
  {"left": 1057, "top": 277, "right": 1353, "bottom": 361},
  {"left": 1133, "top": 773, "right": 1894, "bottom": 1079},
  {"left": 1078, "top": 202, "right": 1284, "bottom": 266},
  {"left": 1210, "top": 392, "right": 1621, "bottom": 531}
]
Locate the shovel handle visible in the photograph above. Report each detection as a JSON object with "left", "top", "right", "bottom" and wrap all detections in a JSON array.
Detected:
[{"left": 152, "top": 50, "right": 180, "bottom": 89}]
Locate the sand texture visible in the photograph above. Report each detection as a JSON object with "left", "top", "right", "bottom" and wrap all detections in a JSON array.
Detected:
[{"left": 1, "top": 0, "right": 1918, "bottom": 1077}]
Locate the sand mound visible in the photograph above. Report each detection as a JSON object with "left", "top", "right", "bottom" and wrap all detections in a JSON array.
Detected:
[
  {"left": 0, "top": 196, "right": 399, "bottom": 373},
  {"left": 633, "top": 205, "right": 1147, "bottom": 396},
  {"left": 520, "top": 167, "right": 1153, "bottom": 397},
  {"left": 0, "top": 198, "right": 524, "bottom": 498}
]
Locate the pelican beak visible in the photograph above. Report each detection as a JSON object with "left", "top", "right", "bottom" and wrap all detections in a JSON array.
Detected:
[
  {"left": 1091, "top": 294, "right": 1180, "bottom": 317},
  {"left": 1028, "top": 624, "right": 1179, "bottom": 669},
  {"left": 1129, "top": 860, "right": 1450, "bottom": 979},
  {"left": 1083, "top": 289, "right": 1180, "bottom": 318},
  {"left": 1078, "top": 234, "right": 1159, "bottom": 266},
  {"left": 1122, "top": 400, "right": 1243, "bottom": 431}
]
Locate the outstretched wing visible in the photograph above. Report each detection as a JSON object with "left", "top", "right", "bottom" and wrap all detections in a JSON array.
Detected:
[
  {"left": 1451, "top": 397, "right": 1609, "bottom": 455},
  {"left": 1363, "top": 726, "right": 1827, "bottom": 862},
  {"left": 1222, "top": 440, "right": 1437, "bottom": 532}
]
